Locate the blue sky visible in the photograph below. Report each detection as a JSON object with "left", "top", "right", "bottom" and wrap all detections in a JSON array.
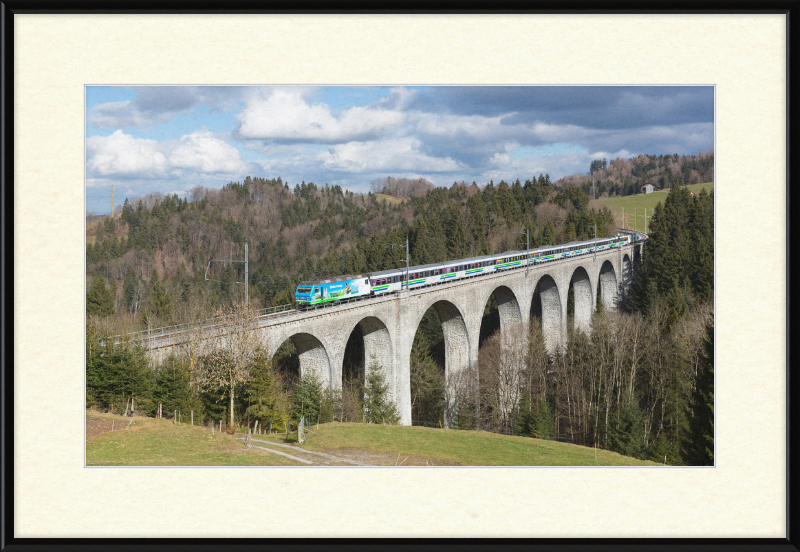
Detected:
[{"left": 85, "top": 85, "right": 714, "bottom": 214}]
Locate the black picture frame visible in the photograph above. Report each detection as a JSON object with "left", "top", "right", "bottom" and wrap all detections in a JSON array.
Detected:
[{"left": 1, "top": 3, "right": 795, "bottom": 550}]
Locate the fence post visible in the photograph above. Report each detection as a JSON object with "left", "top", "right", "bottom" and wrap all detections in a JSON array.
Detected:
[{"left": 191, "top": 410, "right": 193, "bottom": 426}]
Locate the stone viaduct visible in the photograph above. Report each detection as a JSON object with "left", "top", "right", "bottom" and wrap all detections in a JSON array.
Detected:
[{"left": 145, "top": 242, "right": 642, "bottom": 427}]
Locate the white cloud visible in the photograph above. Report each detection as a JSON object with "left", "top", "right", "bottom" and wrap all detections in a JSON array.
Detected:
[
  {"left": 86, "top": 129, "right": 246, "bottom": 179},
  {"left": 320, "top": 138, "right": 463, "bottom": 173},
  {"left": 235, "top": 89, "right": 404, "bottom": 142},
  {"left": 169, "top": 130, "right": 247, "bottom": 174},
  {"left": 413, "top": 112, "right": 511, "bottom": 139},
  {"left": 87, "top": 130, "right": 168, "bottom": 178}
]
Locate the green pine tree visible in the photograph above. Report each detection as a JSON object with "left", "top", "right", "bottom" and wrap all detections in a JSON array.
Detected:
[
  {"left": 246, "top": 352, "right": 290, "bottom": 429},
  {"left": 683, "top": 317, "right": 714, "bottom": 465},
  {"left": 87, "top": 275, "right": 115, "bottom": 316},
  {"left": 291, "top": 373, "right": 324, "bottom": 422},
  {"left": 153, "top": 355, "right": 203, "bottom": 418},
  {"left": 147, "top": 268, "right": 172, "bottom": 320},
  {"left": 363, "top": 360, "right": 400, "bottom": 424},
  {"left": 609, "top": 399, "right": 647, "bottom": 459}
]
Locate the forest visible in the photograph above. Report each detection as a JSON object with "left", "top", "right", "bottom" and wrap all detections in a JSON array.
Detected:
[{"left": 86, "top": 152, "right": 714, "bottom": 465}]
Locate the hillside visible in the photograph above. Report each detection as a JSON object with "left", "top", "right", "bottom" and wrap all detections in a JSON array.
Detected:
[
  {"left": 85, "top": 151, "right": 714, "bottom": 338},
  {"left": 86, "top": 412, "right": 659, "bottom": 466},
  {"left": 599, "top": 182, "right": 715, "bottom": 231},
  {"left": 85, "top": 161, "right": 715, "bottom": 467},
  {"left": 85, "top": 174, "right": 617, "bottom": 336},
  {"left": 555, "top": 151, "right": 714, "bottom": 198}
]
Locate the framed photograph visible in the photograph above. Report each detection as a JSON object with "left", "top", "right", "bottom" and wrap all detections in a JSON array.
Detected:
[{"left": 3, "top": 7, "right": 792, "bottom": 549}]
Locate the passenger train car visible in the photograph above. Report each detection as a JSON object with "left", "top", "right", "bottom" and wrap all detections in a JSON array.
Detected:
[{"left": 295, "top": 234, "right": 632, "bottom": 306}]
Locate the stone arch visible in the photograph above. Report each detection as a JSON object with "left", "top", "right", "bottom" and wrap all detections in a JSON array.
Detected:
[
  {"left": 621, "top": 253, "right": 633, "bottom": 294},
  {"left": 412, "top": 299, "right": 470, "bottom": 428},
  {"left": 273, "top": 332, "right": 332, "bottom": 389},
  {"left": 478, "top": 284, "right": 524, "bottom": 346},
  {"left": 598, "top": 260, "right": 618, "bottom": 311},
  {"left": 569, "top": 266, "right": 594, "bottom": 334},
  {"left": 532, "top": 274, "right": 562, "bottom": 355},
  {"left": 345, "top": 315, "right": 393, "bottom": 387}
]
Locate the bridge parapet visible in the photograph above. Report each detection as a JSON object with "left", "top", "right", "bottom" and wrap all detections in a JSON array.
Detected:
[{"left": 125, "top": 243, "right": 642, "bottom": 427}]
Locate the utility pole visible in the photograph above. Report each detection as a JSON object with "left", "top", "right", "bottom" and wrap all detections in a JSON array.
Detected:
[
  {"left": 406, "top": 236, "right": 410, "bottom": 293},
  {"left": 392, "top": 239, "right": 411, "bottom": 293},
  {"left": 518, "top": 229, "right": 529, "bottom": 274},
  {"left": 111, "top": 183, "right": 114, "bottom": 218},
  {"left": 205, "top": 244, "right": 249, "bottom": 306}
]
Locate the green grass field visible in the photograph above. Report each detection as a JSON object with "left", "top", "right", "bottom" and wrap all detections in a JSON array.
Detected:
[
  {"left": 87, "top": 411, "right": 660, "bottom": 467},
  {"left": 374, "top": 193, "right": 406, "bottom": 205},
  {"left": 263, "top": 423, "right": 659, "bottom": 466},
  {"left": 599, "top": 182, "right": 714, "bottom": 232},
  {"left": 86, "top": 412, "right": 296, "bottom": 466}
]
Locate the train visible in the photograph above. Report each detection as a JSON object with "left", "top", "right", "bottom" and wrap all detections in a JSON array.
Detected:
[{"left": 294, "top": 233, "right": 637, "bottom": 308}]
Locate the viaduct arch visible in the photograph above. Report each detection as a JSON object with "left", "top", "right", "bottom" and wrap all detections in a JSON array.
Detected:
[{"left": 143, "top": 242, "right": 642, "bottom": 427}]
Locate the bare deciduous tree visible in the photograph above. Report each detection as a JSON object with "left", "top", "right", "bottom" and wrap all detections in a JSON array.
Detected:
[{"left": 194, "top": 301, "right": 266, "bottom": 430}]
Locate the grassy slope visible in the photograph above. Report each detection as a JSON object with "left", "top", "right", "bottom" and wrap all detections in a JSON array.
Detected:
[
  {"left": 374, "top": 193, "right": 406, "bottom": 205},
  {"left": 599, "top": 182, "right": 714, "bottom": 232},
  {"left": 87, "top": 414, "right": 658, "bottom": 466},
  {"left": 256, "top": 423, "right": 659, "bottom": 467},
  {"left": 86, "top": 412, "right": 297, "bottom": 466}
]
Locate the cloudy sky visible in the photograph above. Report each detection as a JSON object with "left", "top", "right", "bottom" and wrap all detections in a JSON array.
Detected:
[{"left": 85, "top": 85, "right": 714, "bottom": 214}]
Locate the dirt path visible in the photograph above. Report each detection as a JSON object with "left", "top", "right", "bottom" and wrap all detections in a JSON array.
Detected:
[{"left": 245, "top": 439, "right": 372, "bottom": 466}]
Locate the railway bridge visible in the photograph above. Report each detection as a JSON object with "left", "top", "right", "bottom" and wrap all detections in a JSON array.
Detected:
[{"left": 142, "top": 241, "right": 642, "bottom": 427}]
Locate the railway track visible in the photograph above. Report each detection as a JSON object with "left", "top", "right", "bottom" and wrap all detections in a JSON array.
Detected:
[{"left": 109, "top": 240, "right": 644, "bottom": 348}]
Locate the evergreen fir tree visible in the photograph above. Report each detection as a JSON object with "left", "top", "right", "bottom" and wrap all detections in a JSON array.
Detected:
[
  {"left": 684, "top": 317, "right": 714, "bottom": 465},
  {"left": 246, "top": 352, "right": 290, "bottom": 429},
  {"left": 153, "top": 355, "right": 203, "bottom": 418},
  {"left": 291, "top": 373, "right": 324, "bottom": 422},
  {"left": 87, "top": 275, "right": 115, "bottom": 316},
  {"left": 609, "top": 399, "right": 647, "bottom": 459},
  {"left": 147, "top": 268, "right": 172, "bottom": 320},
  {"left": 362, "top": 361, "right": 400, "bottom": 424}
]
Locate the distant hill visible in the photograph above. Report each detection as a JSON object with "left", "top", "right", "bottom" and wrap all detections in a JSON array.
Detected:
[
  {"left": 599, "top": 182, "right": 715, "bottom": 231},
  {"left": 553, "top": 151, "right": 714, "bottom": 199},
  {"left": 86, "top": 174, "right": 618, "bottom": 334},
  {"left": 85, "top": 151, "right": 713, "bottom": 334}
]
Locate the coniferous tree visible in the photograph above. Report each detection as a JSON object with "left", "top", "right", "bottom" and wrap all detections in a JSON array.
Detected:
[
  {"left": 362, "top": 360, "right": 400, "bottom": 424},
  {"left": 684, "top": 317, "right": 714, "bottom": 465},
  {"left": 445, "top": 205, "right": 468, "bottom": 260},
  {"left": 147, "top": 268, "right": 172, "bottom": 321},
  {"left": 291, "top": 373, "right": 324, "bottom": 422},
  {"left": 153, "top": 355, "right": 203, "bottom": 418},
  {"left": 609, "top": 399, "right": 647, "bottom": 459},
  {"left": 87, "top": 275, "right": 115, "bottom": 316},
  {"left": 246, "top": 352, "right": 290, "bottom": 429},
  {"left": 410, "top": 346, "right": 444, "bottom": 424}
]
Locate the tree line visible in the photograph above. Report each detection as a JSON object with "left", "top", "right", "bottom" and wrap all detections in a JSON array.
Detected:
[
  {"left": 407, "top": 183, "right": 714, "bottom": 465},
  {"left": 86, "top": 302, "right": 400, "bottom": 432},
  {"left": 86, "top": 156, "right": 714, "bottom": 464}
]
